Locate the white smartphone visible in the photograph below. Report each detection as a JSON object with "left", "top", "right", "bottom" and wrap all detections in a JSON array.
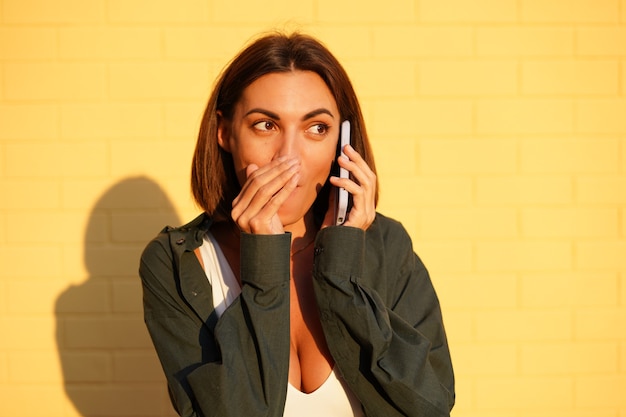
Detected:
[{"left": 335, "top": 120, "right": 351, "bottom": 225}]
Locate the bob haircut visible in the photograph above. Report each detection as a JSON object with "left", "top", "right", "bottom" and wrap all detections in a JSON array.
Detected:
[{"left": 191, "top": 32, "right": 378, "bottom": 222}]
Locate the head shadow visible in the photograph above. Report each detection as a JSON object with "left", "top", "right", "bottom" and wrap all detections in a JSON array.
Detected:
[{"left": 55, "top": 177, "right": 181, "bottom": 417}]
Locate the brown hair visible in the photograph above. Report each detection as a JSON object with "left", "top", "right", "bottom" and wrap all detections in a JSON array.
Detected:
[{"left": 191, "top": 32, "right": 378, "bottom": 220}]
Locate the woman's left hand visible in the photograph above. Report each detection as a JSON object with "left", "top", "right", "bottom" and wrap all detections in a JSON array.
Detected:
[{"left": 324, "top": 144, "right": 377, "bottom": 231}]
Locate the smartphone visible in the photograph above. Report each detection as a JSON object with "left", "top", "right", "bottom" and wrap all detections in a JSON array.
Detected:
[{"left": 335, "top": 120, "right": 351, "bottom": 225}]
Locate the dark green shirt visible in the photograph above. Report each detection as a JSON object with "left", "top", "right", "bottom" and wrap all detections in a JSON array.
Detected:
[{"left": 139, "top": 212, "right": 455, "bottom": 417}]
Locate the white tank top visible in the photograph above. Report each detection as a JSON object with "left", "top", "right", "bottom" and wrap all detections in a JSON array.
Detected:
[{"left": 199, "top": 233, "right": 364, "bottom": 417}]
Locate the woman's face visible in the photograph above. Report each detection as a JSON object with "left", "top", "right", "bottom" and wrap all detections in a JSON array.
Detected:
[{"left": 218, "top": 70, "right": 340, "bottom": 227}]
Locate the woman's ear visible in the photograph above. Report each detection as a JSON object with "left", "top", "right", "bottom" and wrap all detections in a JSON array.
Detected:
[{"left": 216, "top": 111, "right": 231, "bottom": 153}]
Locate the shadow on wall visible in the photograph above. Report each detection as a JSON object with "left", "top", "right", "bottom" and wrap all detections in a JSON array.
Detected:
[{"left": 55, "top": 177, "right": 181, "bottom": 417}]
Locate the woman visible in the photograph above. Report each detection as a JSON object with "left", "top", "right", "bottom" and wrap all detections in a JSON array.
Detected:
[{"left": 139, "top": 32, "right": 455, "bottom": 417}]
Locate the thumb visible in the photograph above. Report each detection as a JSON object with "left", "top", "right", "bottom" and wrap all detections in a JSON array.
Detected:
[{"left": 246, "top": 163, "right": 259, "bottom": 178}]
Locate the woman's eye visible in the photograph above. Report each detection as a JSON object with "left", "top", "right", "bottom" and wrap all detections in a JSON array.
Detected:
[
  {"left": 306, "top": 123, "right": 329, "bottom": 135},
  {"left": 252, "top": 121, "right": 275, "bottom": 131}
]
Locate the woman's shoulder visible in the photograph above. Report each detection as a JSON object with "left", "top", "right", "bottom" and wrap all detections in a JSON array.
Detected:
[
  {"left": 141, "top": 212, "right": 212, "bottom": 261},
  {"left": 369, "top": 212, "right": 413, "bottom": 247}
]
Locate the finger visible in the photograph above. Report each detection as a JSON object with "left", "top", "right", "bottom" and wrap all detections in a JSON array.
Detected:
[
  {"left": 238, "top": 171, "right": 300, "bottom": 234},
  {"left": 321, "top": 185, "right": 337, "bottom": 229},
  {"left": 232, "top": 157, "right": 298, "bottom": 209},
  {"left": 232, "top": 162, "right": 300, "bottom": 230}
]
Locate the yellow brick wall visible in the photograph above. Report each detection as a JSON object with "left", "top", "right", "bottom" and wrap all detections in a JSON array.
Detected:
[{"left": 0, "top": 0, "right": 625, "bottom": 416}]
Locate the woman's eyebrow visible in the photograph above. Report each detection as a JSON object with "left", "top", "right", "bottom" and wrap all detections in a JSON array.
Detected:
[
  {"left": 243, "top": 107, "right": 335, "bottom": 120},
  {"left": 302, "top": 108, "right": 334, "bottom": 120},
  {"left": 244, "top": 108, "right": 280, "bottom": 119}
]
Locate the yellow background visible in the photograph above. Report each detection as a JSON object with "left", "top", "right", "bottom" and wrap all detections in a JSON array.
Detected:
[{"left": 1, "top": 0, "right": 625, "bottom": 416}]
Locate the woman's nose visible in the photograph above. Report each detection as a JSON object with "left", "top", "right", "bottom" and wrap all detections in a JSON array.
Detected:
[{"left": 276, "top": 129, "right": 299, "bottom": 159}]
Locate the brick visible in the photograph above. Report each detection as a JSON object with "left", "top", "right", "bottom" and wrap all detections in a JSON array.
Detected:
[
  {"left": 476, "top": 176, "right": 573, "bottom": 205},
  {"left": 475, "top": 310, "right": 572, "bottom": 341},
  {"left": 577, "top": 27, "right": 626, "bottom": 56},
  {"left": 475, "top": 376, "right": 573, "bottom": 409},
  {"left": 521, "top": 272, "right": 618, "bottom": 308},
  {"left": 9, "top": 352, "right": 63, "bottom": 382},
  {"left": 420, "top": 0, "right": 517, "bottom": 22},
  {"left": 62, "top": 177, "right": 178, "bottom": 210},
  {"left": 0, "top": 104, "right": 59, "bottom": 140},
  {"left": 317, "top": 0, "right": 414, "bottom": 23},
  {"left": 522, "top": 208, "right": 618, "bottom": 238},
  {"left": 59, "top": 28, "right": 161, "bottom": 59},
  {"left": 7, "top": 280, "right": 80, "bottom": 314},
  {"left": 0, "top": 385, "right": 67, "bottom": 417},
  {"left": 112, "top": 280, "right": 143, "bottom": 313},
  {"left": 345, "top": 60, "right": 416, "bottom": 98},
  {"left": 58, "top": 351, "right": 112, "bottom": 382},
  {"left": 0, "top": 317, "right": 57, "bottom": 349},
  {"left": 60, "top": 103, "right": 163, "bottom": 139},
  {"left": 575, "top": 375, "right": 626, "bottom": 407},
  {"left": 415, "top": 241, "right": 473, "bottom": 273},
  {"left": 0, "top": 353, "right": 7, "bottom": 382},
  {"left": 522, "top": 411, "right": 620, "bottom": 417},
  {"left": 420, "top": 138, "right": 517, "bottom": 174},
  {"left": 164, "top": 103, "right": 204, "bottom": 139},
  {"left": 370, "top": 99, "right": 473, "bottom": 136},
  {"left": 109, "top": 62, "right": 211, "bottom": 100},
  {"left": 311, "top": 26, "right": 373, "bottom": 58},
  {"left": 4, "top": 63, "right": 106, "bottom": 100},
  {"left": 521, "top": 342, "right": 618, "bottom": 375},
  {"left": 113, "top": 350, "right": 164, "bottom": 382},
  {"left": 577, "top": 241, "right": 626, "bottom": 270},
  {"left": 108, "top": 0, "right": 209, "bottom": 23},
  {"left": 476, "top": 241, "right": 572, "bottom": 271},
  {"left": 452, "top": 343, "right": 517, "bottom": 375},
  {"left": 62, "top": 245, "right": 89, "bottom": 278},
  {"left": 164, "top": 27, "right": 263, "bottom": 59},
  {"left": 62, "top": 317, "right": 152, "bottom": 349},
  {"left": 214, "top": 1, "right": 315, "bottom": 23},
  {"left": 439, "top": 310, "right": 472, "bottom": 342},
  {"left": 521, "top": 137, "right": 619, "bottom": 174},
  {"left": 522, "top": 60, "right": 619, "bottom": 95},
  {"left": 55, "top": 280, "right": 110, "bottom": 313},
  {"left": 110, "top": 140, "right": 195, "bottom": 178},
  {"left": 111, "top": 212, "right": 181, "bottom": 244},
  {"left": 7, "top": 210, "right": 99, "bottom": 244},
  {"left": 521, "top": 0, "right": 619, "bottom": 23},
  {"left": 379, "top": 177, "right": 472, "bottom": 206},
  {"left": 477, "top": 99, "right": 574, "bottom": 134},
  {"left": 575, "top": 308, "right": 626, "bottom": 340},
  {"left": 420, "top": 208, "right": 518, "bottom": 239},
  {"left": 577, "top": 99, "right": 626, "bottom": 133},
  {"left": 5, "top": 142, "right": 108, "bottom": 178},
  {"left": 0, "top": 180, "right": 60, "bottom": 209},
  {"left": 79, "top": 246, "right": 143, "bottom": 278},
  {"left": 476, "top": 27, "right": 574, "bottom": 57},
  {"left": 371, "top": 138, "right": 417, "bottom": 176},
  {"left": 373, "top": 26, "right": 473, "bottom": 58},
  {"left": 436, "top": 273, "right": 517, "bottom": 308},
  {"left": 97, "top": 177, "right": 180, "bottom": 210},
  {"left": 0, "top": 246, "right": 63, "bottom": 279},
  {"left": 577, "top": 176, "right": 626, "bottom": 204},
  {"left": 2, "top": 0, "right": 104, "bottom": 23},
  {"left": 64, "top": 385, "right": 166, "bottom": 416},
  {"left": 0, "top": 28, "right": 57, "bottom": 59},
  {"left": 419, "top": 60, "right": 518, "bottom": 96}
]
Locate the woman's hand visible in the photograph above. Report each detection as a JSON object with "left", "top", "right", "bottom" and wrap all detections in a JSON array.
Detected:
[
  {"left": 325, "top": 144, "right": 377, "bottom": 231},
  {"left": 231, "top": 157, "right": 300, "bottom": 234}
]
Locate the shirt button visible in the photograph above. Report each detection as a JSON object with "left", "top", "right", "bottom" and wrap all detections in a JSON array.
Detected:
[
  {"left": 176, "top": 238, "right": 185, "bottom": 245},
  {"left": 314, "top": 247, "right": 324, "bottom": 256}
]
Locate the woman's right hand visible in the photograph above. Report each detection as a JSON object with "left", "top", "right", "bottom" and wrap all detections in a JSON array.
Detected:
[{"left": 231, "top": 157, "right": 300, "bottom": 235}]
